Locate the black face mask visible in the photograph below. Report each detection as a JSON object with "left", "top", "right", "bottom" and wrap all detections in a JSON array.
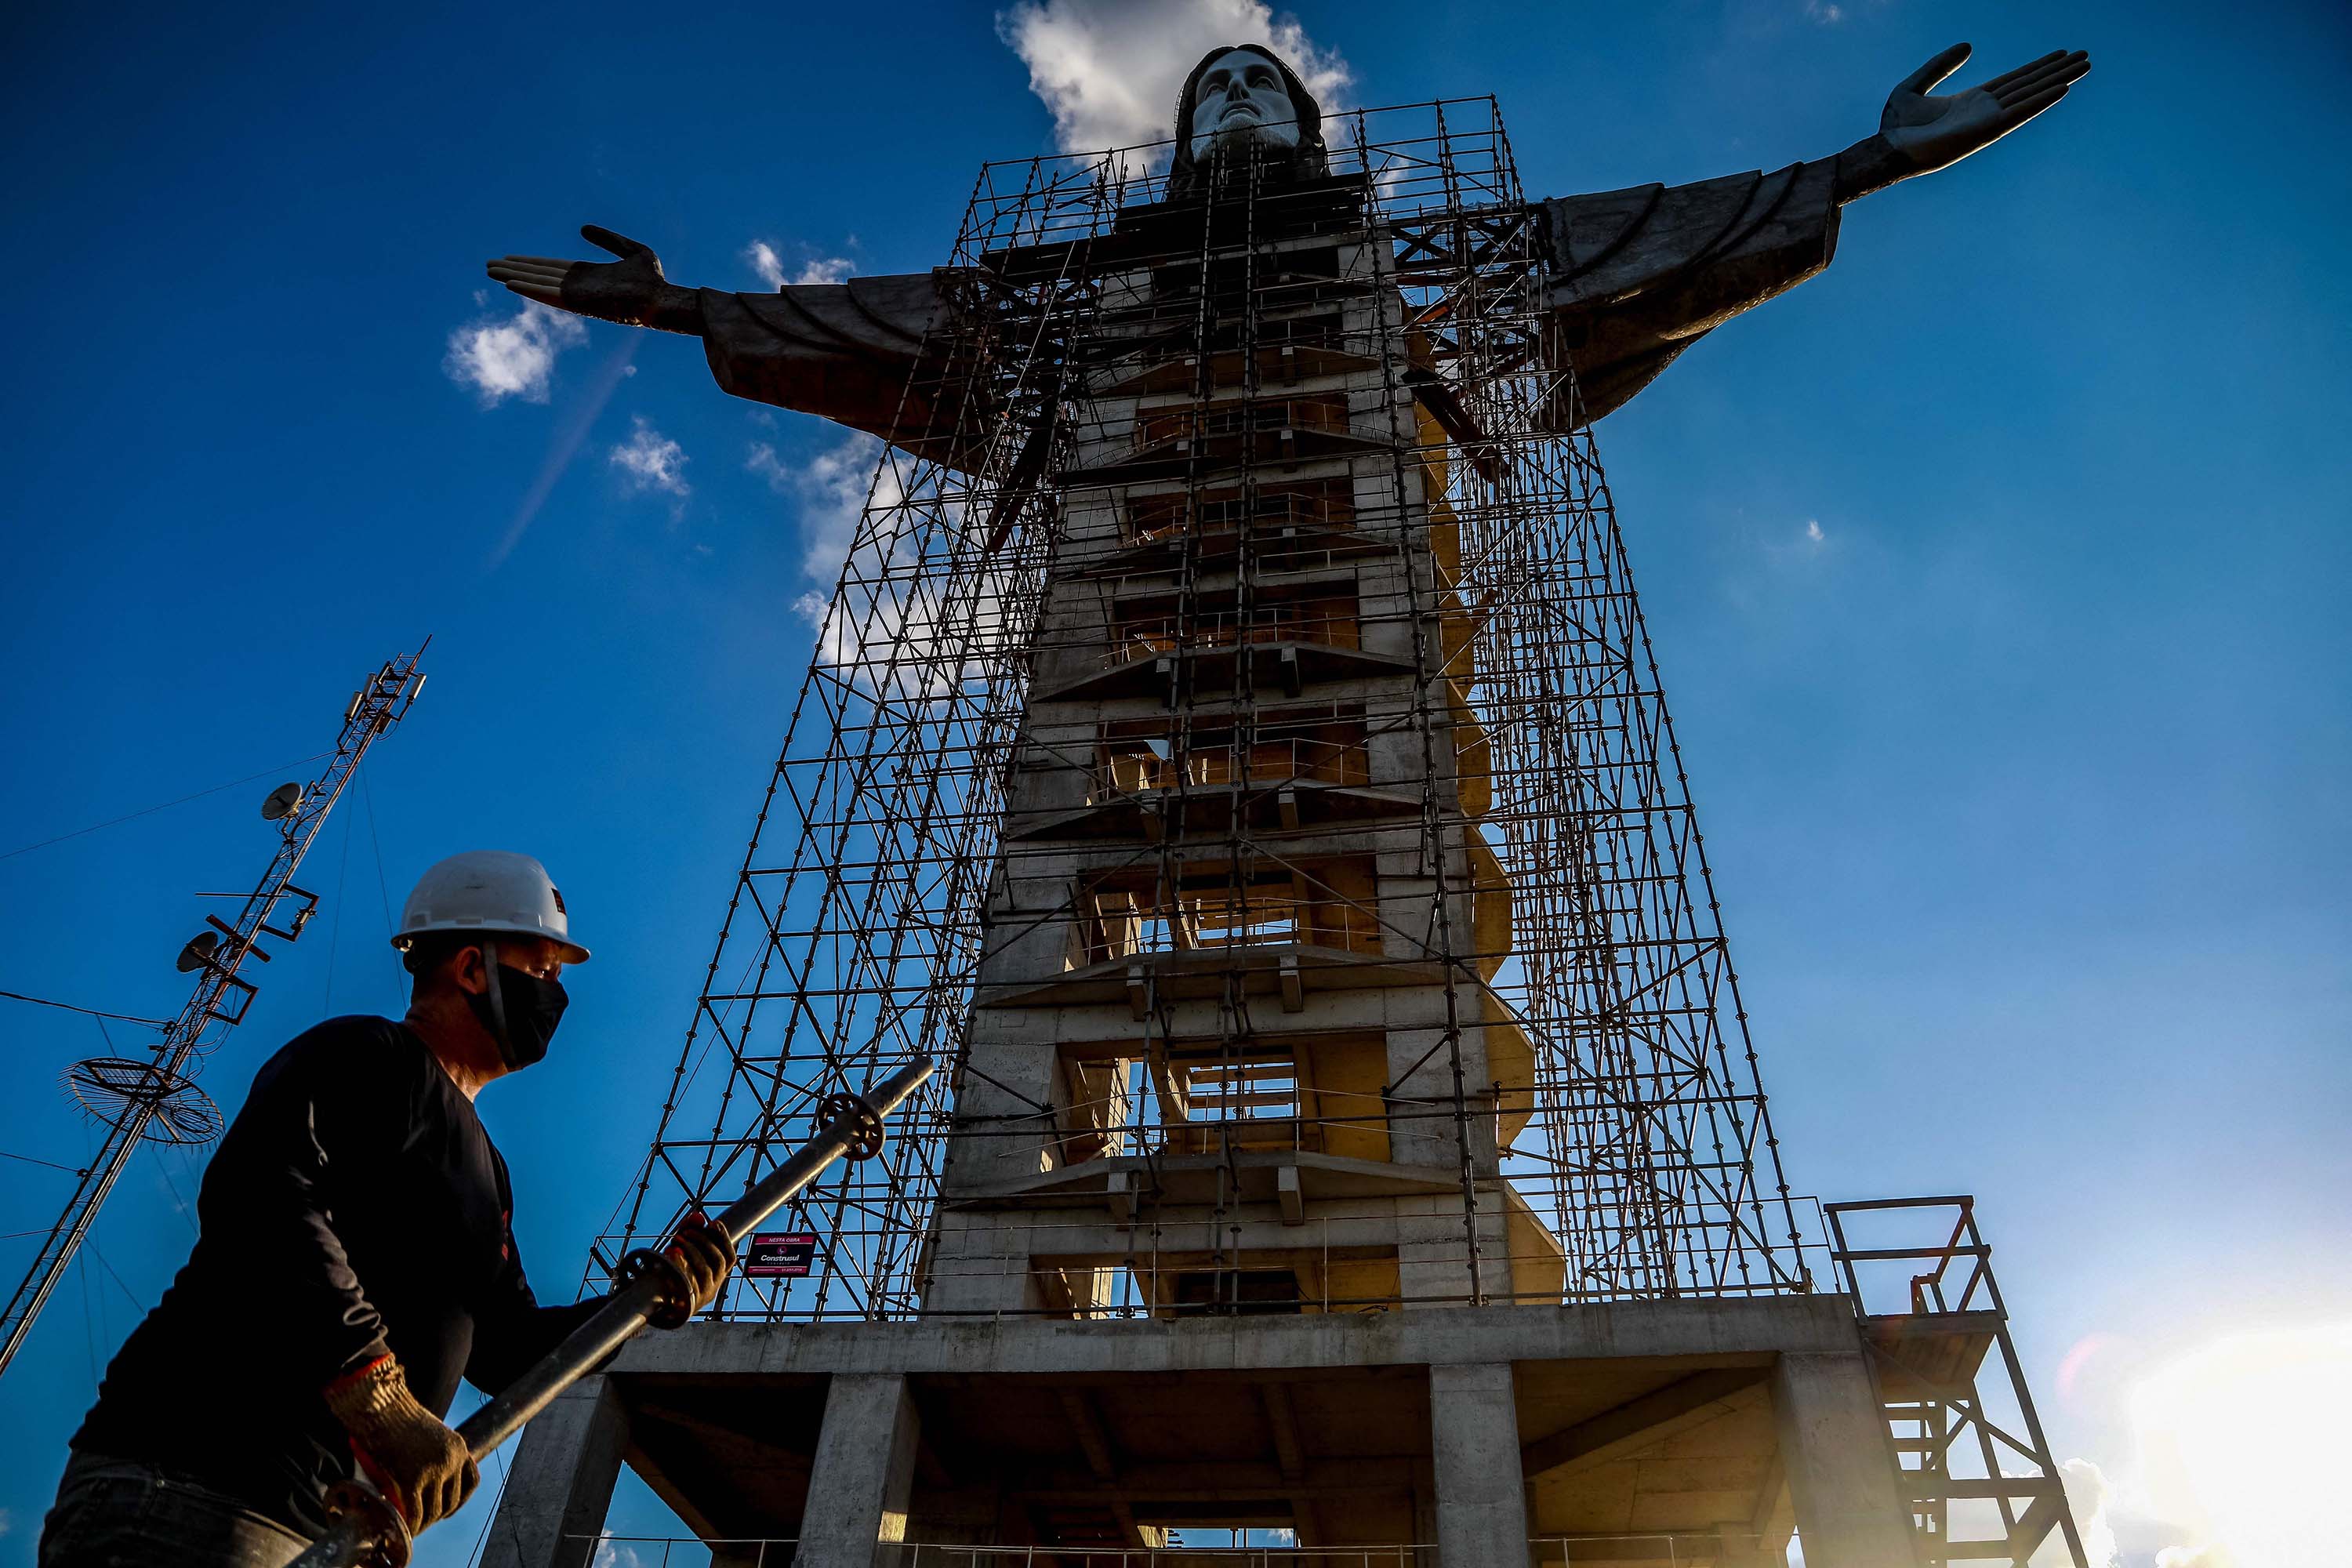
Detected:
[{"left": 467, "top": 939, "right": 568, "bottom": 1070}]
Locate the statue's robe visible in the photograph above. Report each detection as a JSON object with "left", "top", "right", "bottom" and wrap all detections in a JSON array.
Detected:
[
  {"left": 694, "top": 272, "right": 967, "bottom": 458},
  {"left": 689, "top": 157, "right": 1842, "bottom": 456}
]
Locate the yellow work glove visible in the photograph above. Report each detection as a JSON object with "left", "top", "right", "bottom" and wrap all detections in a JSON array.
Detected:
[
  {"left": 662, "top": 1210, "right": 735, "bottom": 1316},
  {"left": 321, "top": 1354, "right": 480, "bottom": 1530}
]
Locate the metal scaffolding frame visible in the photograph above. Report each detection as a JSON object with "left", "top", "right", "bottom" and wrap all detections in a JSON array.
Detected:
[
  {"left": 1825, "top": 1197, "right": 2090, "bottom": 1568},
  {"left": 602, "top": 99, "right": 1809, "bottom": 1321}
]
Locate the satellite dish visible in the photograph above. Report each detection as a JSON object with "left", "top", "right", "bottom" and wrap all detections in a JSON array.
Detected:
[
  {"left": 64, "top": 1058, "right": 224, "bottom": 1145},
  {"left": 176, "top": 930, "right": 222, "bottom": 973},
  {"left": 260, "top": 782, "right": 303, "bottom": 821}
]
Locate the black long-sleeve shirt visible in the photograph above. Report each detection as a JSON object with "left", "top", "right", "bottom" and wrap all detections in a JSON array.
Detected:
[{"left": 71, "top": 1016, "right": 602, "bottom": 1536}]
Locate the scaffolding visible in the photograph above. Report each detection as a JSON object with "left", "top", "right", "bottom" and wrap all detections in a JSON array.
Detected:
[
  {"left": 601, "top": 99, "right": 1809, "bottom": 1320},
  {"left": 1825, "top": 1197, "right": 2091, "bottom": 1568}
]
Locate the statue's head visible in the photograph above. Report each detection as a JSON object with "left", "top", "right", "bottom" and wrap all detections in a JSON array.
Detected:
[{"left": 1165, "top": 43, "right": 1329, "bottom": 199}]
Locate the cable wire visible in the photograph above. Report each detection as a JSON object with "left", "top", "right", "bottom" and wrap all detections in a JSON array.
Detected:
[
  {"left": 1, "top": 1149, "right": 84, "bottom": 1174},
  {"left": 325, "top": 801, "right": 353, "bottom": 1013},
  {"left": 0, "top": 754, "right": 332, "bottom": 864},
  {"left": 359, "top": 763, "right": 405, "bottom": 1000},
  {"left": 462, "top": 1450, "right": 512, "bottom": 1568},
  {"left": 0, "top": 989, "right": 171, "bottom": 1029},
  {"left": 86, "top": 1243, "right": 146, "bottom": 1315}
]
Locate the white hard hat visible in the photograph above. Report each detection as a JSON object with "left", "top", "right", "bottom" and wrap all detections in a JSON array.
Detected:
[{"left": 391, "top": 851, "right": 589, "bottom": 963}]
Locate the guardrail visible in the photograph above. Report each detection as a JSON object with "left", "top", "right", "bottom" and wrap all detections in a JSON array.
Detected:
[
  {"left": 575, "top": 1541, "right": 1433, "bottom": 1566},
  {"left": 579, "top": 1534, "right": 1756, "bottom": 1565},
  {"left": 1822, "top": 1195, "right": 2005, "bottom": 1319}
]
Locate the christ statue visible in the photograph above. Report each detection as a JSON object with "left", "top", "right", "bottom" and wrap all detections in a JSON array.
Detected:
[
  {"left": 486, "top": 41, "right": 2089, "bottom": 444},
  {"left": 465, "top": 47, "right": 2105, "bottom": 1567}
]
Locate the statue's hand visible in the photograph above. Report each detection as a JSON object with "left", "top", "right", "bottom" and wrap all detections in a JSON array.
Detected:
[
  {"left": 485, "top": 226, "right": 698, "bottom": 332},
  {"left": 1879, "top": 42, "right": 2090, "bottom": 176}
]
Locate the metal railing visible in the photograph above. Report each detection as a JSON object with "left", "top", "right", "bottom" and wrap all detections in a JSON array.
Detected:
[
  {"left": 1823, "top": 1195, "right": 2006, "bottom": 1319},
  {"left": 583, "top": 1534, "right": 1762, "bottom": 1566},
  {"left": 1124, "top": 488, "right": 1359, "bottom": 546},
  {"left": 1095, "top": 736, "right": 1370, "bottom": 797},
  {"left": 1104, "top": 609, "right": 1363, "bottom": 668},
  {"left": 1135, "top": 396, "right": 1356, "bottom": 449},
  {"left": 1076, "top": 902, "right": 1384, "bottom": 961},
  {"left": 580, "top": 1540, "right": 1432, "bottom": 1566},
  {"left": 1527, "top": 1533, "right": 1768, "bottom": 1566}
]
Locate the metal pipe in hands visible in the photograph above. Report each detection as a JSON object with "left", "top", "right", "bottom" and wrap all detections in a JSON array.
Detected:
[{"left": 289, "top": 1055, "right": 936, "bottom": 1568}]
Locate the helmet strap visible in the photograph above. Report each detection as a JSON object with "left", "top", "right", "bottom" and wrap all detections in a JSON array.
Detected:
[{"left": 477, "top": 936, "right": 515, "bottom": 1064}]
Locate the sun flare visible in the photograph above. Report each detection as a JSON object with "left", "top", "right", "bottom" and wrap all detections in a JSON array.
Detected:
[{"left": 2131, "top": 1325, "right": 2352, "bottom": 1567}]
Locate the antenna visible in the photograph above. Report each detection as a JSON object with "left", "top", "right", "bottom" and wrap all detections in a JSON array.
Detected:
[{"left": 0, "top": 641, "right": 430, "bottom": 1380}]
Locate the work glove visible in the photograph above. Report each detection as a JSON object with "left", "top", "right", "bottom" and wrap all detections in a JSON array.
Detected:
[
  {"left": 661, "top": 1210, "right": 734, "bottom": 1317},
  {"left": 322, "top": 1354, "right": 480, "bottom": 1530}
]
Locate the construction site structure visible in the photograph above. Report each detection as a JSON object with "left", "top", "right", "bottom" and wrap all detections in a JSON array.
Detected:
[
  {"left": 0, "top": 646, "right": 428, "bottom": 1379},
  {"left": 498, "top": 101, "right": 2084, "bottom": 1566}
]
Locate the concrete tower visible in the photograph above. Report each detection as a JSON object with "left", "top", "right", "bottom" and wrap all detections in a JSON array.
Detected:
[{"left": 924, "top": 164, "right": 1545, "bottom": 1327}]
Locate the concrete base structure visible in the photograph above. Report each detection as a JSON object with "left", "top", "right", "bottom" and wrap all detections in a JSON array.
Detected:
[{"left": 492, "top": 1295, "right": 1924, "bottom": 1567}]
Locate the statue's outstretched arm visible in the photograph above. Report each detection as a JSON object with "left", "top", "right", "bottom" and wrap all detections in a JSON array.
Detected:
[
  {"left": 1541, "top": 42, "right": 2089, "bottom": 423},
  {"left": 486, "top": 227, "right": 970, "bottom": 462}
]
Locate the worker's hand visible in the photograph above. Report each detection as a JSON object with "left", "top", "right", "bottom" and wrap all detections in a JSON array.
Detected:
[
  {"left": 662, "top": 1210, "right": 734, "bottom": 1316},
  {"left": 322, "top": 1355, "right": 480, "bottom": 1530}
]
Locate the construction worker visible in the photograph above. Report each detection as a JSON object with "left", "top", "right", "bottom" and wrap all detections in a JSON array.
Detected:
[{"left": 39, "top": 851, "right": 731, "bottom": 1567}]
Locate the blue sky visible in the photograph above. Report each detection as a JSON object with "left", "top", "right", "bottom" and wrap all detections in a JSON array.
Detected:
[{"left": 2, "top": 2, "right": 2345, "bottom": 1563}]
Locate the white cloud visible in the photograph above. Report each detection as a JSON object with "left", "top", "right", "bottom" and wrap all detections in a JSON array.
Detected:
[
  {"left": 996, "top": 0, "right": 1352, "bottom": 155},
  {"left": 2030, "top": 1459, "right": 2120, "bottom": 1568},
  {"left": 1803, "top": 0, "right": 1846, "bottom": 21},
  {"left": 750, "top": 434, "right": 877, "bottom": 582},
  {"left": 610, "top": 416, "right": 690, "bottom": 501},
  {"left": 796, "top": 435, "right": 887, "bottom": 581},
  {"left": 444, "top": 300, "right": 587, "bottom": 405},
  {"left": 773, "top": 437, "right": 1016, "bottom": 695},
  {"left": 591, "top": 1531, "right": 645, "bottom": 1568},
  {"left": 746, "top": 240, "right": 787, "bottom": 289},
  {"left": 746, "top": 239, "right": 857, "bottom": 289},
  {"left": 2156, "top": 1550, "right": 2238, "bottom": 1568},
  {"left": 1805, "top": 518, "right": 1825, "bottom": 543},
  {"left": 746, "top": 441, "right": 791, "bottom": 491}
]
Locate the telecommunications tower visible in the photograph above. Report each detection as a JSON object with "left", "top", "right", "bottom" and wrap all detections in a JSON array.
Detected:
[{"left": 0, "top": 644, "right": 428, "bottom": 1378}]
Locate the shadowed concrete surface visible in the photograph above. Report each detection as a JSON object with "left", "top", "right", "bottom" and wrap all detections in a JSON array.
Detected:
[{"left": 489, "top": 1299, "right": 1933, "bottom": 1565}]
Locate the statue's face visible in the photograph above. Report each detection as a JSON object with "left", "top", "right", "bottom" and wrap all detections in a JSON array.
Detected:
[{"left": 1189, "top": 49, "right": 1301, "bottom": 158}]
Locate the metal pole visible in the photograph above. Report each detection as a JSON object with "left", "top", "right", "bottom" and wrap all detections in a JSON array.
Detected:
[{"left": 289, "top": 1055, "right": 934, "bottom": 1568}]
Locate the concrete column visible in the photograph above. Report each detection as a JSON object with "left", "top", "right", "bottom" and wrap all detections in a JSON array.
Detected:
[
  {"left": 481, "top": 1374, "right": 628, "bottom": 1568},
  {"left": 1770, "top": 1353, "right": 1918, "bottom": 1568},
  {"left": 802, "top": 1373, "right": 922, "bottom": 1566},
  {"left": 1429, "top": 1363, "right": 1531, "bottom": 1567}
]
